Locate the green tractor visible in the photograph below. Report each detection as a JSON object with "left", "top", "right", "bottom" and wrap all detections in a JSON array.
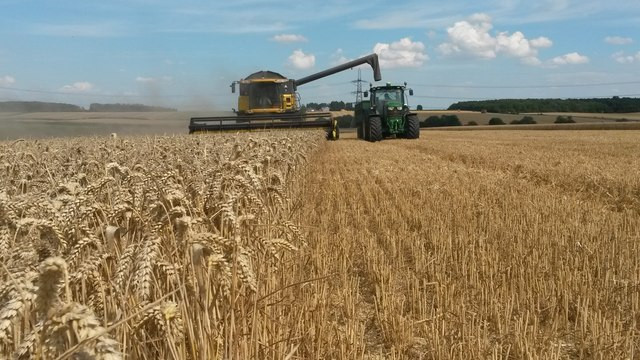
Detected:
[{"left": 353, "top": 82, "right": 420, "bottom": 142}]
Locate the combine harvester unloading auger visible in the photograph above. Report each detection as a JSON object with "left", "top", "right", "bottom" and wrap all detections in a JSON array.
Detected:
[{"left": 188, "top": 54, "right": 382, "bottom": 140}]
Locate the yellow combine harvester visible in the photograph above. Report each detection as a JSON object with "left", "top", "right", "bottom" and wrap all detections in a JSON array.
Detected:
[{"left": 188, "top": 54, "right": 381, "bottom": 140}]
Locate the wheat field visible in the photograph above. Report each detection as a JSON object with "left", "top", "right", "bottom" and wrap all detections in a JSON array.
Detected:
[{"left": 1, "top": 129, "right": 639, "bottom": 359}]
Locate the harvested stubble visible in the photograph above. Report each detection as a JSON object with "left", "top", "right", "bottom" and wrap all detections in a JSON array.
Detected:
[
  {"left": 292, "top": 130, "right": 640, "bottom": 359},
  {"left": 0, "top": 131, "right": 320, "bottom": 359}
]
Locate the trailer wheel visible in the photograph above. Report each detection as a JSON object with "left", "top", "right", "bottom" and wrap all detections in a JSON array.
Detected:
[
  {"left": 405, "top": 114, "right": 420, "bottom": 139},
  {"left": 368, "top": 116, "right": 382, "bottom": 142}
]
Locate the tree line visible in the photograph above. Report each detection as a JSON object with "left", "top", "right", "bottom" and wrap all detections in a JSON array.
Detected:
[
  {"left": 0, "top": 101, "right": 176, "bottom": 113},
  {"left": 448, "top": 97, "right": 640, "bottom": 113},
  {"left": 304, "top": 101, "right": 354, "bottom": 112},
  {"left": 304, "top": 102, "right": 426, "bottom": 111},
  {"left": 0, "top": 101, "right": 83, "bottom": 112}
]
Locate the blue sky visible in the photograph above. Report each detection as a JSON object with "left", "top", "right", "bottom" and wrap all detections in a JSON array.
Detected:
[{"left": 1, "top": 0, "right": 639, "bottom": 110}]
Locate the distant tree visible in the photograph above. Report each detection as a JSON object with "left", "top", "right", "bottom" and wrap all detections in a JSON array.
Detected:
[
  {"left": 555, "top": 115, "right": 576, "bottom": 124},
  {"left": 442, "top": 115, "right": 461, "bottom": 126},
  {"left": 0, "top": 101, "right": 84, "bottom": 113},
  {"left": 511, "top": 116, "right": 536, "bottom": 125},
  {"left": 305, "top": 102, "right": 328, "bottom": 111},
  {"left": 520, "top": 116, "right": 536, "bottom": 124},
  {"left": 421, "top": 116, "right": 440, "bottom": 128},
  {"left": 421, "top": 115, "right": 461, "bottom": 128},
  {"left": 345, "top": 102, "right": 354, "bottom": 111},
  {"left": 335, "top": 114, "right": 354, "bottom": 128},
  {"left": 416, "top": 104, "right": 423, "bottom": 110},
  {"left": 488, "top": 117, "right": 505, "bottom": 125},
  {"left": 329, "top": 101, "right": 346, "bottom": 111}
]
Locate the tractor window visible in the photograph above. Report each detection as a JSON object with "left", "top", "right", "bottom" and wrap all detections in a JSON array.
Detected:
[{"left": 375, "top": 89, "right": 402, "bottom": 104}]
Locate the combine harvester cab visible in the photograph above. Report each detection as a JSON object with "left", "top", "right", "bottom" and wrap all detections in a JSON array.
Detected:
[
  {"left": 353, "top": 82, "right": 419, "bottom": 142},
  {"left": 189, "top": 54, "right": 382, "bottom": 140}
]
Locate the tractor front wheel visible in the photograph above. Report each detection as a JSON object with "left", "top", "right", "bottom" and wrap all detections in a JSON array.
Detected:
[
  {"left": 405, "top": 114, "right": 420, "bottom": 139},
  {"left": 367, "top": 116, "right": 383, "bottom": 142}
]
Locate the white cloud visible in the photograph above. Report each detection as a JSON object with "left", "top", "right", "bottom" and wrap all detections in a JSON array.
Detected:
[
  {"left": 521, "top": 57, "right": 542, "bottom": 66},
  {"left": 496, "top": 32, "right": 538, "bottom": 58},
  {"left": 136, "top": 76, "right": 155, "bottom": 83},
  {"left": 59, "top": 82, "right": 93, "bottom": 93},
  {"left": 438, "top": 14, "right": 496, "bottom": 59},
  {"left": 530, "top": 37, "right": 553, "bottom": 48},
  {"left": 0, "top": 75, "right": 16, "bottom": 86},
  {"left": 551, "top": 52, "right": 590, "bottom": 65},
  {"left": 612, "top": 51, "right": 640, "bottom": 63},
  {"left": 162, "top": 20, "right": 289, "bottom": 34},
  {"left": 438, "top": 13, "right": 551, "bottom": 66},
  {"left": 288, "top": 49, "right": 315, "bottom": 69},
  {"left": 373, "top": 37, "right": 428, "bottom": 68},
  {"left": 271, "top": 34, "right": 307, "bottom": 43},
  {"left": 351, "top": 0, "right": 640, "bottom": 30},
  {"left": 605, "top": 36, "right": 634, "bottom": 45},
  {"left": 330, "top": 48, "right": 351, "bottom": 65},
  {"left": 31, "top": 22, "right": 126, "bottom": 37},
  {"left": 168, "top": 2, "right": 368, "bottom": 34},
  {"left": 135, "top": 76, "right": 172, "bottom": 83}
]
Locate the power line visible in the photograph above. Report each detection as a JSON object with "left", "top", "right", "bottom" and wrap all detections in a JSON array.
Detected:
[
  {"left": 3, "top": 82, "right": 638, "bottom": 104},
  {"left": 302, "top": 81, "right": 352, "bottom": 89},
  {"left": 0, "top": 86, "right": 227, "bottom": 98},
  {"left": 413, "top": 95, "right": 491, "bottom": 100},
  {"left": 413, "top": 93, "right": 640, "bottom": 101},
  {"left": 410, "top": 80, "right": 640, "bottom": 89},
  {"left": 4, "top": 79, "right": 639, "bottom": 96}
]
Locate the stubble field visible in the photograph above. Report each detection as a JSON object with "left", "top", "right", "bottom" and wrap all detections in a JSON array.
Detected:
[{"left": 1, "top": 128, "right": 638, "bottom": 359}]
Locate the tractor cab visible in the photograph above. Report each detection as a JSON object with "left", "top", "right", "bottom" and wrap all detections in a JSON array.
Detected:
[
  {"left": 371, "top": 86, "right": 407, "bottom": 117},
  {"left": 232, "top": 71, "right": 297, "bottom": 115},
  {"left": 367, "top": 83, "right": 414, "bottom": 108}
]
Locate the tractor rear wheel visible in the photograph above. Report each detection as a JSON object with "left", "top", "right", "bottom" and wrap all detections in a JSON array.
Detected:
[
  {"left": 367, "top": 116, "right": 382, "bottom": 142},
  {"left": 405, "top": 114, "right": 420, "bottom": 139}
]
